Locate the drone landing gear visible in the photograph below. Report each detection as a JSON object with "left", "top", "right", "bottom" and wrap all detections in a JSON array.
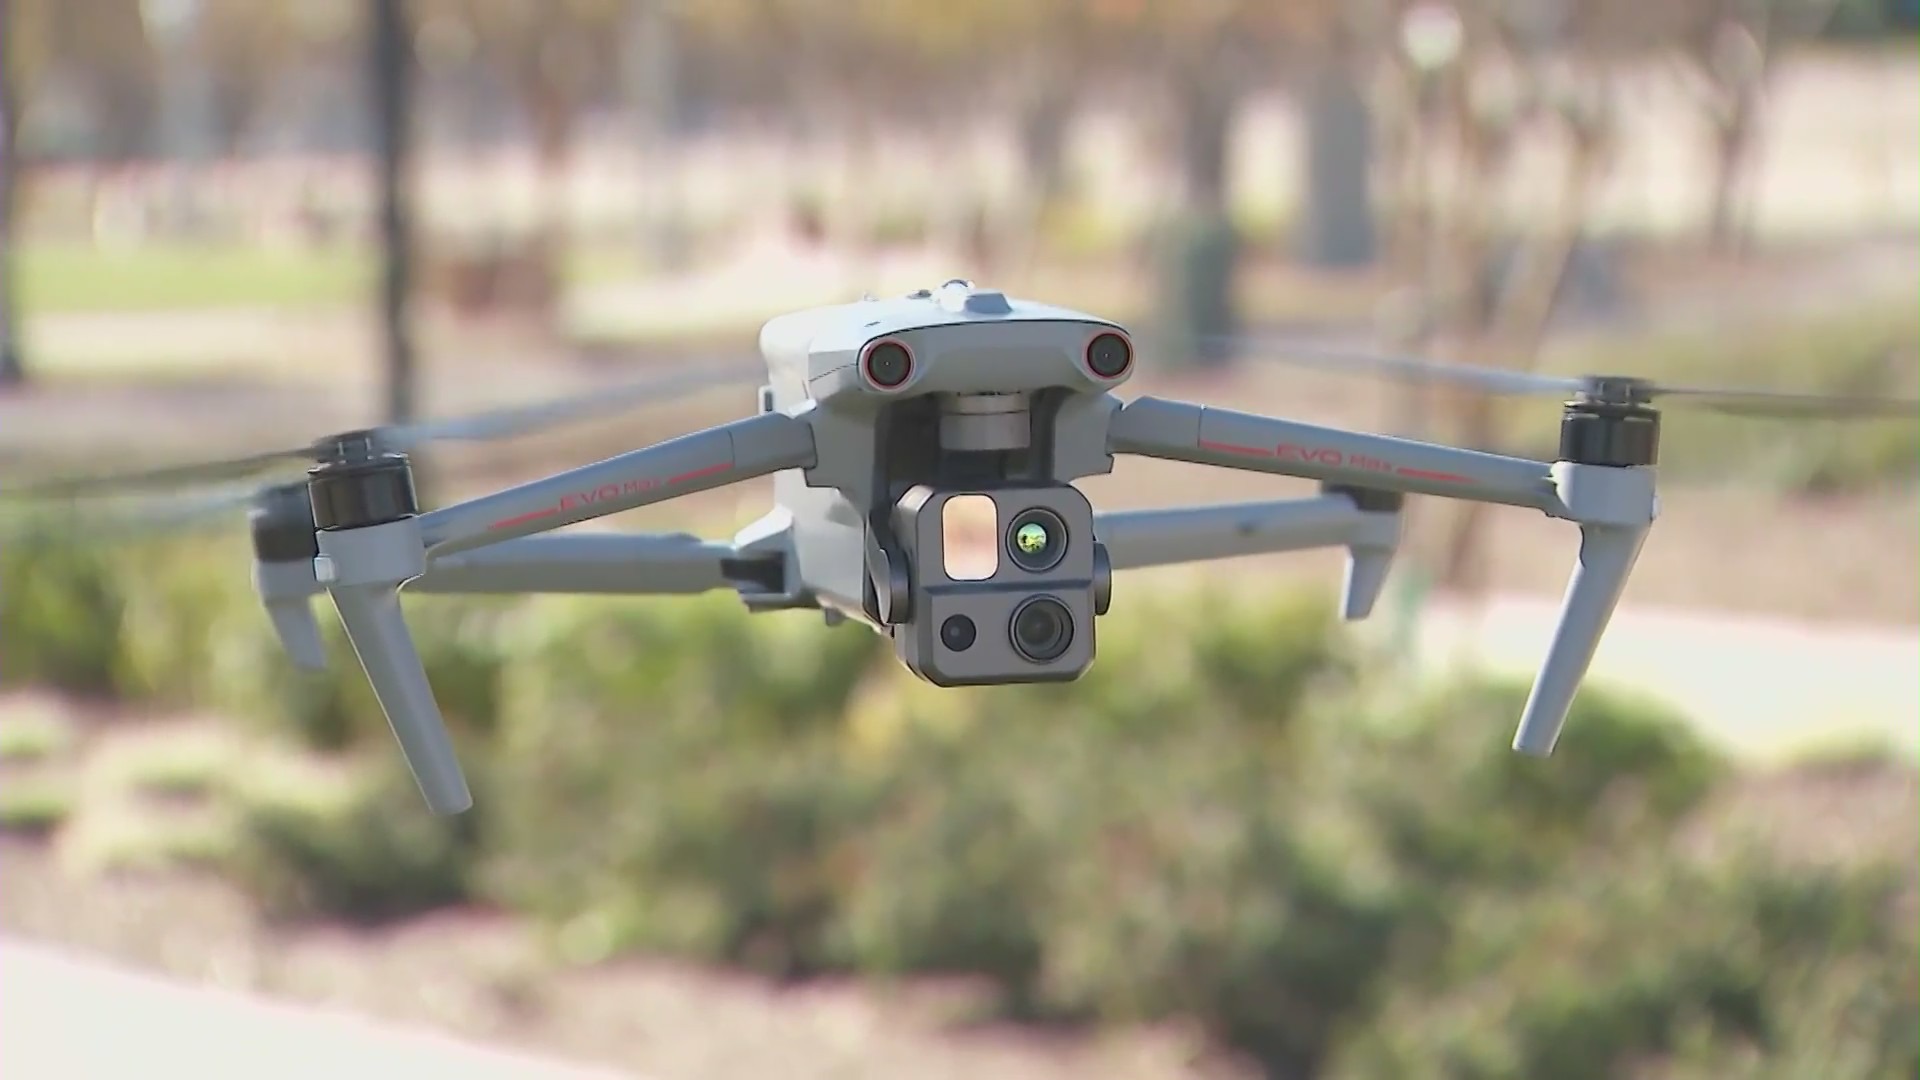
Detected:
[{"left": 1510, "top": 378, "right": 1661, "bottom": 755}]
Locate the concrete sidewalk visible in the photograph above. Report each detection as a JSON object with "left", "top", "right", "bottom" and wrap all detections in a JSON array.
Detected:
[
  {"left": 1407, "top": 596, "right": 1920, "bottom": 762},
  {"left": 0, "top": 939, "right": 632, "bottom": 1080}
]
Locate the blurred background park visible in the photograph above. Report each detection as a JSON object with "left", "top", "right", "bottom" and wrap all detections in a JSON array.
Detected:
[{"left": 1, "top": 0, "right": 1917, "bottom": 1077}]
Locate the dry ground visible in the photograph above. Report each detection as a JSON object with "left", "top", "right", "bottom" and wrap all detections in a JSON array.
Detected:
[{"left": 0, "top": 834, "right": 1247, "bottom": 1080}]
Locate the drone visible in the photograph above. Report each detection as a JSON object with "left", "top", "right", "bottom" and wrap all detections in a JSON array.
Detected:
[{"left": 7, "top": 279, "right": 1914, "bottom": 816}]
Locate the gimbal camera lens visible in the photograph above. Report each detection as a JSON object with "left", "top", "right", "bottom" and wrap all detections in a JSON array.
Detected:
[
  {"left": 1085, "top": 332, "right": 1132, "bottom": 379},
  {"left": 1008, "top": 596, "right": 1074, "bottom": 664},
  {"left": 1005, "top": 507, "right": 1067, "bottom": 573},
  {"left": 940, "top": 614, "right": 978, "bottom": 652},
  {"left": 862, "top": 340, "right": 913, "bottom": 388}
]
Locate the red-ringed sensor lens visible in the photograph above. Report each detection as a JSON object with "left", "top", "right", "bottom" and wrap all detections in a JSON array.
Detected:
[
  {"left": 1085, "top": 331, "right": 1133, "bottom": 380},
  {"left": 862, "top": 339, "right": 914, "bottom": 389}
]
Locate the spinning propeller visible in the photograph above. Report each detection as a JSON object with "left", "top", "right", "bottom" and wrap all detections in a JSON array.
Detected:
[
  {"left": 1, "top": 360, "right": 765, "bottom": 504},
  {"left": 1212, "top": 335, "right": 1919, "bottom": 420}
]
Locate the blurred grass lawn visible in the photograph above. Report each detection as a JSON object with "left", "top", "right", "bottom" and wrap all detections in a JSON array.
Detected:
[
  {"left": 18, "top": 243, "right": 373, "bottom": 316},
  {"left": 16, "top": 241, "right": 641, "bottom": 318}
]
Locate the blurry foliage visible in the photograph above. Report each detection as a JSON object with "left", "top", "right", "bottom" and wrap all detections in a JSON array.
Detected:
[
  {"left": 0, "top": 777, "right": 73, "bottom": 839},
  {"left": 1, "top": 528, "right": 1914, "bottom": 1078},
  {"left": 221, "top": 753, "right": 482, "bottom": 926},
  {"left": 1326, "top": 850, "right": 1919, "bottom": 1080},
  {"left": 0, "top": 522, "right": 133, "bottom": 695}
]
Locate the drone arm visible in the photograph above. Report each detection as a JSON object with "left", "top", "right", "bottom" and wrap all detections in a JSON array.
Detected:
[
  {"left": 416, "top": 412, "right": 817, "bottom": 557},
  {"left": 409, "top": 533, "right": 755, "bottom": 596},
  {"left": 252, "top": 532, "right": 776, "bottom": 674},
  {"left": 1107, "top": 396, "right": 1562, "bottom": 514},
  {"left": 1094, "top": 492, "right": 1403, "bottom": 619}
]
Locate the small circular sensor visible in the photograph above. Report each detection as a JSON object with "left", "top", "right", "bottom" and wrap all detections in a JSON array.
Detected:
[
  {"left": 863, "top": 341, "right": 913, "bottom": 388},
  {"left": 1085, "top": 332, "right": 1132, "bottom": 379},
  {"left": 940, "top": 614, "right": 978, "bottom": 652}
]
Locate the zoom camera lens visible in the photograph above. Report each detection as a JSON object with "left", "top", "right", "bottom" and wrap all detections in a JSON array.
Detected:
[
  {"left": 939, "top": 614, "right": 977, "bottom": 652},
  {"left": 1009, "top": 596, "right": 1074, "bottom": 664},
  {"left": 1005, "top": 507, "right": 1067, "bottom": 573}
]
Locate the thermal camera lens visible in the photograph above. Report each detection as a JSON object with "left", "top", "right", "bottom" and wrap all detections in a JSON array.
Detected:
[
  {"left": 864, "top": 341, "right": 912, "bottom": 388},
  {"left": 1085, "top": 333, "right": 1132, "bottom": 379},
  {"left": 1005, "top": 508, "right": 1067, "bottom": 573},
  {"left": 940, "top": 614, "right": 978, "bottom": 652},
  {"left": 1009, "top": 596, "right": 1074, "bottom": 664}
]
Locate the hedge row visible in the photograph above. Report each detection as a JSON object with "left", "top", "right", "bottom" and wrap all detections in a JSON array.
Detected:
[{"left": 2, "top": 528, "right": 1914, "bottom": 1080}]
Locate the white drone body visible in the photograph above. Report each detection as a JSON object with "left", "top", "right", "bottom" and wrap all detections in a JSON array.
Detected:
[{"left": 250, "top": 281, "right": 1661, "bottom": 815}]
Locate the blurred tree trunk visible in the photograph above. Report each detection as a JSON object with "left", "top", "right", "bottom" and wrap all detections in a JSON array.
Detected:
[
  {"left": 1005, "top": 63, "right": 1076, "bottom": 277},
  {"left": 1435, "top": 72, "right": 1617, "bottom": 599},
  {"left": 623, "top": 0, "right": 684, "bottom": 272},
  {"left": 1154, "top": 68, "right": 1243, "bottom": 370},
  {"left": 1692, "top": 1, "right": 1844, "bottom": 257},
  {"left": 1296, "top": 59, "right": 1377, "bottom": 269},
  {"left": 1704, "top": 84, "right": 1758, "bottom": 257},
  {"left": 0, "top": 0, "right": 24, "bottom": 390},
  {"left": 1017, "top": 76, "right": 1072, "bottom": 213},
  {"left": 1175, "top": 73, "right": 1236, "bottom": 217},
  {"left": 525, "top": 63, "right": 577, "bottom": 274},
  {"left": 371, "top": 0, "right": 418, "bottom": 427}
]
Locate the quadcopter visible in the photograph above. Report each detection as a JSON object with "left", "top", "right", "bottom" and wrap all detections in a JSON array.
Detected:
[{"left": 7, "top": 279, "right": 1914, "bottom": 816}]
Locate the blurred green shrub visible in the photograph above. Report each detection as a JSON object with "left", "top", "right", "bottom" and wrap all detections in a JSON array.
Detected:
[
  {"left": 4, "top": 523, "right": 1914, "bottom": 1078},
  {"left": 1, "top": 529, "right": 129, "bottom": 695},
  {"left": 480, "top": 594, "right": 886, "bottom": 977},
  {"left": 1351, "top": 677, "right": 1725, "bottom": 887},
  {"left": 221, "top": 753, "right": 482, "bottom": 926},
  {"left": 207, "top": 594, "right": 516, "bottom": 753},
  {"left": 1326, "top": 849, "right": 1918, "bottom": 1080},
  {"left": 112, "top": 536, "right": 261, "bottom": 707}
]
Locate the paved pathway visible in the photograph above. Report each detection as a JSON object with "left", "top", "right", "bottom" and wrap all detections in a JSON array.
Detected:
[
  {"left": 0, "top": 938, "right": 631, "bottom": 1080},
  {"left": 1405, "top": 596, "right": 1919, "bottom": 762}
]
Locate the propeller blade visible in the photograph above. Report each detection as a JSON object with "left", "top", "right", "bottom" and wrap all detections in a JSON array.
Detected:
[
  {"left": 0, "top": 485, "right": 263, "bottom": 545},
  {"left": 0, "top": 448, "right": 312, "bottom": 498},
  {"left": 0, "top": 359, "right": 765, "bottom": 500},
  {"left": 1208, "top": 334, "right": 1920, "bottom": 421},
  {"left": 380, "top": 358, "right": 764, "bottom": 449},
  {"left": 1206, "top": 335, "right": 1585, "bottom": 397},
  {"left": 1652, "top": 386, "right": 1920, "bottom": 419}
]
